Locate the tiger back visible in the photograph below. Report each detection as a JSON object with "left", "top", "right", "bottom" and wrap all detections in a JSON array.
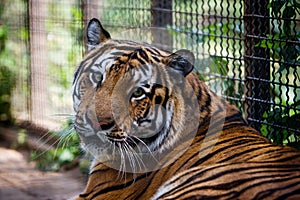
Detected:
[{"left": 72, "top": 18, "right": 300, "bottom": 199}]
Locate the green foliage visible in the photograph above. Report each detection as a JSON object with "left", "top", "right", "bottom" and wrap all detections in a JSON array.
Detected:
[
  {"left": 70, "top": 6, "right": 83, "bottom": 41},
  {"left": 261, "top": 100, "right": 300, "bottom": 149},
  {"left": 262, "top": 0, "right": 300, "bottom": 77},
  {"left": 0, "top": 1, "right": 28, "bottom": 125},
  {"left": 0, "top": 63, "right": 16, "bottom": 123},
  {"left": 30, "top": 118, "right": 84, "bottom": 171},
  {"left": 9, "top": 129, "right": 29, "bottom": 149},
  {"left": 0, "top": 24, "right": 7, "bottom": 51},
  {"left": 256, "top": 0, "right": 300, "bottom": 149}
]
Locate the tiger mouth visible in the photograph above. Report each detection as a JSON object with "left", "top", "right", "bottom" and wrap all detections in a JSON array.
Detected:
[
  {"left": 99, "top": 121, "right": 115, "bottom": 131},
  {"left": 102, "top": 125, "right": 159, "bottom": 147}
]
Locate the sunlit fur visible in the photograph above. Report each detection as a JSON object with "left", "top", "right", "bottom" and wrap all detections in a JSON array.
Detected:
[{"left": 72, "top": 19, "right": 300, "bottom": 199}]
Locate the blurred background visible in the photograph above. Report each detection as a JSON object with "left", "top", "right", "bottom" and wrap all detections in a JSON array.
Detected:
[{"left": 0, "top": 0, "right": 299, "bottom": 170}]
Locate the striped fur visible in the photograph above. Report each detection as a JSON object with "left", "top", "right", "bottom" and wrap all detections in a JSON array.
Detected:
[
  {"left": 72, "top": 19, "right": 300, "bottom": 200},
  {"left": 152, "top": 162, "right": 300, "bottom": 199}
]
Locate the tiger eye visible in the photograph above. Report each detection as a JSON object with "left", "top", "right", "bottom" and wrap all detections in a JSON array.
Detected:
[
  {"left": 132, "top": 87, "right": 144, "bottom": 97},
  {"left": 94, "top": 73, "right": 103, "bottom": 82},
  {"left": 93, "top": 73, "right": 103, "bottom": 88}
]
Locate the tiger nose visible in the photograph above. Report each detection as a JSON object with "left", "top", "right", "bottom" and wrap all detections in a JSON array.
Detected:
[{"left": 98, "top": 120, "right": 115, "bottom": 131}]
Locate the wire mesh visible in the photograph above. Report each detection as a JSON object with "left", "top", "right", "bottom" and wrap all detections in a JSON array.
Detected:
[
  {"left": 0, "top": 0, "right": 299, "bottom": 147},
  {"left": 0, "top": 0, "right": 83, "bottom": 128}
]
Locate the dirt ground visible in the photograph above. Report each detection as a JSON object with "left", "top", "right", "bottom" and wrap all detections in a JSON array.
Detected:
[{"left": 0, "top": 126, "right": 86, "bottom": 200}]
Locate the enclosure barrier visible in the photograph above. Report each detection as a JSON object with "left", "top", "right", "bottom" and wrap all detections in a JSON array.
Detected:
[{"left": 0, "top": 0, "right": 299, "bottom": 148}]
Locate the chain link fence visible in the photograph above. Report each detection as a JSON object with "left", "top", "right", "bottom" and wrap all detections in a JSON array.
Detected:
[{"left": 0, "top": 0, "right": 299, "bottom": 148}]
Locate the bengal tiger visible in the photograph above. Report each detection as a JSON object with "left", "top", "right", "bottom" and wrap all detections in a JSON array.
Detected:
[{"left": 72, "top": 18, "right": 300, "bottom": 200}]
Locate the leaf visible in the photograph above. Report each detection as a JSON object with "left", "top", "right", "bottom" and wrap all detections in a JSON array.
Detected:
[
  {"left": 276, "top": 63, "right": 289, "bottom": 73},
  {"left": 270, "top": 0, "right": 286, "bottom": 16},
  {"left": 295, "top": 1, "right": 300, "bottom": 9},
  {"left": 295, "top": 45, "right": 300, "bottom": 54},
  {"left": 282, "top": 5, "right": 296, "bottom": 19},
  {"left": 291, "top": 100, "right": 300, "bottom": 108},
  {"left": 0, "top": 25, "right": 8, "bottom": 39},
  {"left": 283, "top": 20, "right": 292, "bottom": 36},
  {"left": 58, "top": 149, "right": 75, "bottom": 163},
  {"left": 287, "top": 114, "right": 300, "bottom": 130},
  {"left": 257, "top": 39, "right": 268, "bottom": 48},
  {"left": 210, "top": 56, "right": 229, "bottom": 76}
]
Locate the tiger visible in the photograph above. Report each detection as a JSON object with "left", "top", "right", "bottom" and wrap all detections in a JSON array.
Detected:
[{"left": 72, "top": 18, "right": 300, "bottom": 200}]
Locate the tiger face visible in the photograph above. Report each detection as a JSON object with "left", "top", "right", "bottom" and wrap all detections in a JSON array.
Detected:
[{"left": 72, "top": 19, "right": 200, "bottom": 172}]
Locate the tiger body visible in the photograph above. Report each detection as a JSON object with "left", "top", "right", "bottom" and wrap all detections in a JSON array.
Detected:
[{"left": 72, "top": 18, "right": 300, "bottom": 200}]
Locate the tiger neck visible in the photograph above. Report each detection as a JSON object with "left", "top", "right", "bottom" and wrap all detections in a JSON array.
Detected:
[
  {"left": 186, "top": 72, "right": 246, "bottom": 133},
  {"left": 184, "top": 73, "right": 258, "bottom": 162}
]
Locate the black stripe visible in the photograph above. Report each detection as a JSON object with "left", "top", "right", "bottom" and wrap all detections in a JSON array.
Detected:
[
  {"left": 273, "top": 154, "right": 300, "bottom": 162},
  {"left": 169, "top": 171, "right": 300, "bottom": 199},
  {"left": 196, "top": 85, "right": 202, "bottom": 102},
  {"left": 115, "top": 45, "right": 139, "bottom": 52},
  {"left": 222, "top": 122, "right": 246, "bottom": 130},
  {"left": 139, "top": 63, "right": 149, "bottom": 76},
  {"left": 200, "top": 90, "right": 211, "bottom": 113},
  {"left": 90, "top": 167, "right": 111, "bottom": 175},
  {"left": 274, "top": 182, "right": 300, "bottom": 200},
  {"left": 134, "top": 173, "right": 157, "bottom": 199},
  {"left": 84, "top": 49, "right": 103, "bottom": 61},
  {"left": 145, "top": 47, "right": 163, "bottom": 57},
  {"left": 218, "top": 143, "right": 274, "bottom": 163},
  {"left": 224, "top": 112, "right": 243, "bottom": 122},
  {"left": 96, "top": 56, "right": 117, "bottom": 69},
  {"left": 151, "top": 84, "right": 168, "bottom": 107},
  {"left": 253, "top": 175, "right": 300, "bottom": 200},
  {"left": 79, "top": 193, "right": 89, "bottom": 198},
  {"left": 151, "top": 114, "right": 172, "bottom": 151},
  {"left": 167, "top": 168, "right": 258, "bottom": 197},
  {"left": 130, "top": 51, "right": 146, "bottom": 65},
  {"left": 138, "top": 49, "right": 149, "bottom": 62},
  {"left": 152, "top": 55, "right": 160, "bottom": 63},
  {"left": 165, "top": 163, "right": 234, "bottom": 187},
  {"left": 192, "top": 140, "right": 270, "bottom": 167},
  {"left": 89, "top": 173, "right": 148, "bottom": 199},
  {"left": 161, "top": 87, "right": 169, "bottom": 107}
]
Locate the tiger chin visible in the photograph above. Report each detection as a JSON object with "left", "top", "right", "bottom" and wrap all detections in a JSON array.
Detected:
[{"left": 72, "top": 18, "right": 300, "bottom": 200}]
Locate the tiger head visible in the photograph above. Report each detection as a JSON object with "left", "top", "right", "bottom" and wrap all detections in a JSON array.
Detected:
[{"left": 72, "top": 19, "right": 200, "bottom": 172}]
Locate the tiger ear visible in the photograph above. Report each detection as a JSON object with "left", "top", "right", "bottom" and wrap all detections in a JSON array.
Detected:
[
  {"left": 166, "top": 49, "right": 195, "bottom": 76},
  {"left": 86, "top": 18, "right": 111, "bottom": 52}
]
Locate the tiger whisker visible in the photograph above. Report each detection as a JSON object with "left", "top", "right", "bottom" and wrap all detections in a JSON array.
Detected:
[
  {"left": 53, "top": 126, "right": 77, "bottom": 158},
  {"left": 123, "top": 142, "right": 137, "bottom": 176},
  {"left": 129, "top": 144, "right": 146, "bottom": 176},
  {"left": 50, "top": 113, "right": 75, "bottom": 118},
  {"left": 31, "top": 131, "right": 63, "bottom": 160},
  {"left": 117, "top": 143, "right": 126, "bottom": 181},
  {"left": 35, "top": 129, "right": 57, "bottom": 147},
  {"left": 32, "top": 115, "right": 77, "bottom": 160},
  {"left": 126, "top": 137, "right": 147, "bottom": 172},
  {"left": 131, "top": 135, "right": 158, "bottom": 163},
  {"left": 127, "top": 136, "right": 143, "bottom": 153},
  {"left": 56, "top": 126, "right": 76, "bottom": 147}
]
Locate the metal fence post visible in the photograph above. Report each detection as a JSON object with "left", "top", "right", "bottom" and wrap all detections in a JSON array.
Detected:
[
  {"left": 151, "top": 0, "right": 173, "bottom": 50},
  {"left": 244, "top": 0, "right": 270, "bottom": 131}
]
